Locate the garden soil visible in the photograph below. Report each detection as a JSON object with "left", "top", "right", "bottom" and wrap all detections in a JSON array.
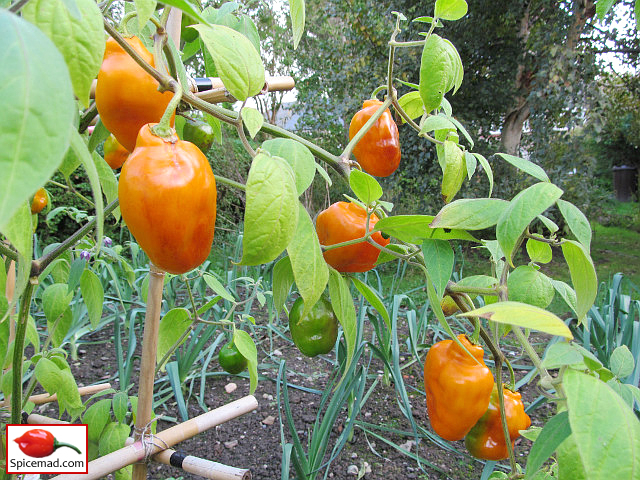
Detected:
[{"left": 35, "top": 325, "right": 550, "bottom": 480}]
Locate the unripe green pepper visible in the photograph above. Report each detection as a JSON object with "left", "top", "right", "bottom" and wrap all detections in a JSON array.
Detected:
[{"left": 289, "top": 296, "right": 338, "bottom": 357}]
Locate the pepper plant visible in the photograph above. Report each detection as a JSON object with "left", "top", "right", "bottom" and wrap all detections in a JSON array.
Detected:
[{"left": 1, "top": 0, "right": 639, "bottom": 479}]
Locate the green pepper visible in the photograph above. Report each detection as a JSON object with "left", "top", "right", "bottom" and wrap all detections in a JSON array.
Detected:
[
  {"left": 218, "top": 341, "right": 247, "bottom": 374},
  {"left": 182, "top": 117, "right": 215, "bottom": 153},
  {"left": 289, "top": 296, "right": 338, "bottom": 357}
]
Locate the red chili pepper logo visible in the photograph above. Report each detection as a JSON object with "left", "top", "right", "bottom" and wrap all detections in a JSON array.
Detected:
[{"left": 14, "top": 429, "right": 81, "bottom": 458}]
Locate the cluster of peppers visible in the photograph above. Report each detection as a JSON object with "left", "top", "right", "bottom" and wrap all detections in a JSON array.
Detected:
[{"left": 424, "top": 334, "right": 531, "bottom": 460}]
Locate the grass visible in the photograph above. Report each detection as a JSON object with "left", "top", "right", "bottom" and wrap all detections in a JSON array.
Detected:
[{"left": 371, "top": 203, "right": 640, "bottom": 311}]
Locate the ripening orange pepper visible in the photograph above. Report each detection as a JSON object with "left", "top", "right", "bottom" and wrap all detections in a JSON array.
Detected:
[
  {"left": 316, "top": 201, "right": 390, "bottom": 273},
  {"left": 118, "top": 124, "right": 217, "bottom": 274},
  {"left": 424, "top": 334, "right": 495, "bottom": 441},
  {"left": 465, "top": 385, "right": 532, "bottom": 460},
  {"left": 348, "top": 99, "right": 401, "bottom": 177},
  {"left": 95, "top": 36, "right": 174, "bottom": 152},
  {"left": 30, "top": 188, "right": 48, "bottom": 215}
]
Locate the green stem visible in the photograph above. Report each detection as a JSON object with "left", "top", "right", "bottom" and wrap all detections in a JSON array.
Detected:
[
  {"left": 8, "top": 0, "right": 30, "bottom": 13},
  {"left": 120, "top": 11, "right": 137, "bottom": 35},
  {"left": 341, "top": 96, "right": 393, "bottom": 161},
  {"left": 215, "top": 174, "right": 246, "bottom": 191},
  {"left": 78, "top": 102, "right": 98, "bottom": 134},
  {"left": 512, "top": 326, "right": 556, "bottom": 393},
  {"left": 0, "top": 243, "right": 18, "bottom": 263},
  {"left": 447, "top": 283, "right": 500, "bottom": 297},
  {"left": 388, "top": 40, "right": 426, "bottom": 47},
  {"left": 151, "top": 83, "right": 182, "bottom": 138},
  {"left": 10, "top": 278, "right": 37, "bottom": 425},
  {"left": 66, "top": 178, "right": 95, "bottom": 208},
  {"left": 235, "top": 117, "right": 257, "bottom": 158}
]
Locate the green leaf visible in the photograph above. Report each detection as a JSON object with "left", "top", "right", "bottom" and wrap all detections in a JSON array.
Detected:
[
  {"left": 87, "top": 119, "right": 110, "bottom": 153},
  {"left": 551, "top": 279, "right": 578, "bottom": 317},
  {"left": 72, "top": 130, "right": 103, "bottom": 249},
  {"left": 397, "top": 91, "right": 424, "bottom": 122},
  {"left": 99, "top": 422, "right": 130, "bottom": 456},
  {"left": 233, "top": 329, "right": 258, "bottom": 394},
  {"left": 134, "top": 0, "right": 157, "bottom": 30},
  {"left": 289, "top": 0, "right": 305, "bottom": 48},
  {"left": 451, "top": 118, "right": 474, "bottom": 149},
  {"left": 526, "top": 236, "right": 553, "bottom": 264},
  {"left": 43, "top": 283, "right": 73, "bottom": 326},
  {"left": 349, "top": 170, "right": 383, "bottom": 205},
  {"left": 374, "top": 215, "right": 477, "bottom": 243},
  {"left": 80, "top": 269, "right": 104, "bottom": 329},
  {"left": 441, "top": 140, "right": 465, "bottom": 203},
  {"left": 157, "top": 308, "right": 192, "bottom": 369},
  {"left": 0, "top": 11, "right": 74, "bottom": 231},
  {"left": 272, "top": 256, "right": 294, "bottom": 314},
  {"left": 239, "top": 152, "right": 299, "bottom": 265},
  {"left": 158, "top": 0, "right": 211, "bottom": 25},
  {"left": 351, "top": 277, "right": 391, "bottom": 331},
  {"left": 434, "top": 0, "right": 468, "bottom": 21},
  {"left": 464, "top": 151, "right": 477, "bottom": 179},
  {"left": 496, "top": 153, "right": 550, "bottom": 182},
  {"left": 596, "top": 0, "right": 616, "bottom": 20},
  {"left": 203, "top": 274, "right": 236, "bottom": 302},
  {"left": 524, "top": 411, "right": 571, "bottom": 480},
  {"left": 507, "top": 265, "right": 555, "bottom": 308},
  {"left": 34, "top": 357, "right": 63, "bottom": 395},
  {"left": 328, "top": 269, "right": 356, "bottom": 386},
  {"left": 241, "top": 106, "right": 264, "bottom": 139},
  {"left": 421, "top": 239, "right": 453, "bottom": 299},
  {"left": 541, "top": 342, "right": 584, "bottom": 369},
  {"left": 83, "top": 398, "right": 111, "bottom": 442},
  {"left": 194, "top": 24, "right": 265, "bottom": 101},
  {"left": 610, "top": 345, "right": 635, "bottom": 379},
  {"left": 537, "top": 214, "right": 559, "bottom": 233},
  {"left": 286, "top": 206, "right": 329, "bottom": 319},
  {"left": 557, "top": 199, "right": 591, "bottom": 250},
  {"left": 419, "top": 34, "right": 452, "bottom": 112},
  {"left": 496, "top": 182, "right": 563, "bottom": 266},
  {"left": 111, "top": 391, "right": 128, "bottom": 423},
  {"left": 458, "top": 301, "right": 573, "bottom": 338},
  {"left": 22, "top": 0, "right": 104, "bottom": 107},
  {"left": 473, "top": 152, "right": 493, "bottom": 197},
  {"left": 564, "top": 369, "right": 640, "bottom": 479},
  {"left": 430, "top": 198, "right": 509, "bottom": 230},
  {"left": 561, "top": 240, "right": 597, "bottom": 324},
  {"left": 441, "top": 38, "right": 463, "bottom": 94},
  {"left": 1, "top": 203, "right": 33, "bottom": 302},
  {"left": 261, "top": 138, "right": 315, "bottom": 196},
  {"left": 420, "top": 114, "right": 457, "bottom": 134}
]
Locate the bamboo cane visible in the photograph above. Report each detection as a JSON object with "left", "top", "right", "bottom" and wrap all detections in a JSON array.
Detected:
[
  {"left": 24, "top": 412, "right": 252, "bottom": 480},
  {"left": 132, "top": 263, "right": 165, "bottom": 480},
  {"left": 27, "top": 383, "right": 112, "bottom": 405},
  {"left": 48, "top": 395, "right": 258, "bottom": 480}
]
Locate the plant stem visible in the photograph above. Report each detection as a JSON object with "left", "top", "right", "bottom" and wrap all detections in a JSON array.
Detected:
[
  {"left": 214, "top": 174, "right": 246, "bottom": 191},
  {"left": 78, "top": 102, "right": 98, "bottom": 134},
  {"left": 151, "top": 82, "right": 182, "bottom": 138},
  {"left": 447, "top": 283, "right": 500, "bottom": 297},
  {"left": 8, "top": 0, "right": 30, "bottom": 13},
  {"left": 0, "top": 243, "right": 18, "bottom": 263},
  {"left": 10, "top": 277, "right": 37, "bottom": 425},
  {"left": 235, "top": 119, "right": 257, "bottom": 158}
]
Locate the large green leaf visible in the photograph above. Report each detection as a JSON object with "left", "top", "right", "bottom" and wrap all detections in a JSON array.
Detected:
[
  {"left": 286, "top": 205, "right": 329, "bottom": 319},
  {"left": 0, "top": 11, "right": 74, "bottom": 231},
  {"left": 496, "top": 182, "right": 563, "bottom": 266},
  {"left": 156, "top": 308, "right": 191, "bottom": 369},
  {"left": 421, "top": 239, "right": 453, "bottom": 299},
  {"left": 194, "top": 24, "right": 265, "bottom": 101},
  {"left": 524, "top": 411, "right": 571, "bottom": 479},
  {"left": 289, "top": 0, "right": 305, "bottom": 48},
  {"left": 272, "top": 256, "right": 294, "bottom": 314},
  {"left": 561, "top": 240, "right": 597, "bottom": 324},
  {"left": 440, "top": 140, "right": 465, "bottom": 203},
  {"left": 507, "top": 265, "right": 555, "bottom": 308},
  {"left": 239, "top": 152, "right": 299, "bottom": 265},
  {"left": 496, "top": 153, "right": 550, "bottom": 182},
  {"left": 374, "top": 215, "right": 477, "bottom": 243},
  {"left": 349, "top": 170, "right": 383, "bottom": 205},
  {"left": 23, "top": 0, "right": 104, "bottom": 107},
  {"left": 80, "top": 269, "right": 104, "bottom": 329},
  {"left": 557, "top": 199, "right": 592, "bottom": 250},
  {"left": 458, "top": 301, "right": 573, "bottom": 338},
  {"left": 419, "top": 34, "right": 452, "bottom": 112},
  {"left": 434, "top": 0, "right": 468, "bottom": 21},
  {"left": 234, "top": 329, "right": 258, "bottom": 394},
  {"left": 564, "top": 369, "right": 640, "bottom": 479},
  {"left": 430, "top": 198, "right": 509, "bottom": 230},
  {"left": 328, "top": 269, "right": 356, "bottom": 386},
  {"left": 261, "top": 138, "right": 315, "bottom": 196}
]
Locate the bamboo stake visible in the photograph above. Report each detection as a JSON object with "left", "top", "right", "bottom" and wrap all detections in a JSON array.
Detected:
[
  {"left": 132, "top": 263, "right": 165, "bottom": 480},
  {"left": 89, "top": 76, "right": 294, "bottom": 102},
  {"left": 24, "top": 413, "right": 252, "bottom": 480},
  {"left": 27, "top": 383, "right": 112, "bottom": 405},
  {"left": 49, "top": 395, "right": 258, "bottom": 480},
  {"left": 166, "top": 8, "right": 182, "bottom": 48},
  {"left": 194, "top": 76, "right": 295, "bottom": 104}
]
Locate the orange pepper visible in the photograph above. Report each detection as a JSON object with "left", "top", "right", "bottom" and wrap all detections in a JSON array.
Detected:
[{"left": 424, "top": 334, "right": 495, "bottom": 441}]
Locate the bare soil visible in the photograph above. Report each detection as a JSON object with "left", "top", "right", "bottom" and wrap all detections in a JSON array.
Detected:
[{"left": 35, "top": 321, "right": 548, "bottom": 480}]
